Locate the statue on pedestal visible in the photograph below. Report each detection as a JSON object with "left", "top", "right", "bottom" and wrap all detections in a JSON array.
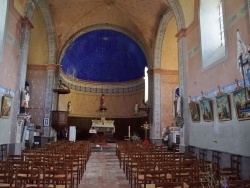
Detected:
[
  {"left": 99, "top": 94, "right": 107, "bottom": 111},
  {"left": 20, "top": 81, "right": 30, "bottom": 114}
]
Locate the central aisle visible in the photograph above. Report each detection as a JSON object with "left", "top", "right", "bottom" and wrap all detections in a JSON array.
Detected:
[{"left": 79, "top": 146, "right": 130, "bottom": 188}]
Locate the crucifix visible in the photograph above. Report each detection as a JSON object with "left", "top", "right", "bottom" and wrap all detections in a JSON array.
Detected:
[{"left": 141, "top": 121, "right": 150, "bottom": 140}]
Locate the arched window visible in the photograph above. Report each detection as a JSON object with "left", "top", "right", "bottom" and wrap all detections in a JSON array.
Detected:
[
  {"left": 199, "top": 0, "right": 227, "bottom": 70},
  {"left": 0, "top": 0, "right": 8, "bottom": 62}
]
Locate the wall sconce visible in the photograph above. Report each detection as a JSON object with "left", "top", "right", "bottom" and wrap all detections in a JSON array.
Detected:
[{"left": 135, "top": 100, "right": 150, "bottom": 115}]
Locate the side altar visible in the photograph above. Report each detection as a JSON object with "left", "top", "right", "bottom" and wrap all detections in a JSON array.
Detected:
[{"left": 89, "top": 118, "right": 115, "bottom": 134}]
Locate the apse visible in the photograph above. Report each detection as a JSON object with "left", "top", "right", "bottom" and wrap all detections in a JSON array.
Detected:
[{"left": 61, "top": 29, "right": 147, "bottom": 83}]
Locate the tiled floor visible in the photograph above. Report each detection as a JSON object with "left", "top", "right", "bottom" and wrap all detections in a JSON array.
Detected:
[{"left": 79, "top": 144, "right": 130, "bottom": 188}]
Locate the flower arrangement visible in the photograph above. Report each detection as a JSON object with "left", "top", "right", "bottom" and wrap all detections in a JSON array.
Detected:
[{"left": 200, "top": 163, "right": 229, "bottom": 188}]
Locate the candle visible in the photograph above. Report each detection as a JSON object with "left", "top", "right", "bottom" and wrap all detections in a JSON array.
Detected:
[{"left": 128, "top": 126, "right": 131, "bottom": 137}]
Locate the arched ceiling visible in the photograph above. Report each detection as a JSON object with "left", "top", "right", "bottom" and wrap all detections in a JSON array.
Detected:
[
  {"left": 21, "top": 0, "right": 196, "bottom": 85},
  {"left": 45, "top": 0, "right": 170, "bottom": 84},
  {"left": 61, "top": 29, "right": 147, "bottom": 82},
  {"left": 46, "top": 0, "right": 169, "bottom": 55}
]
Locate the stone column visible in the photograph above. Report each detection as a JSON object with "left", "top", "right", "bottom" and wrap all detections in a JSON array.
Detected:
[
  {"left": 148, "top": 69, "right": 162, "bottom": 144},
  {"left": 9, "top": 17, "right": 33, "bottom": 154},
  {"left": 176, "top": 29, "right": 189, "bottom": 152},
  {"left": 43, "top": 64, "right": 58, "bottom": 137}
]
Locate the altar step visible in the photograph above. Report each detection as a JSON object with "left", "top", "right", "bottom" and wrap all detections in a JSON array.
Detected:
[
  {"left": 91, "top": 143, "right": 116, "bottom": 152},
  {"left": 106, "top": 134, "right": 116, "bottom": 143}
]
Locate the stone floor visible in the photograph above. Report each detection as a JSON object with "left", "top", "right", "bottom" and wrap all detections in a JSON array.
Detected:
[{"left": 79, "top": 144, "right": 130, "bottom": 188}]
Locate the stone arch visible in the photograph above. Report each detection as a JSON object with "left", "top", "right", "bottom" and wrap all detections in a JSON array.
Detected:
[
  {"left": 18, "top": 0, "right": 57, "bottom": 138},
  {"left": 150, "top": 0, "right": 187, "bottom": 146},
  {"left": 153, "top": 9, "right": 175, "bottom": 69},
  {"left": 24, "top": 0, "right": 56, "bottom": 64}
]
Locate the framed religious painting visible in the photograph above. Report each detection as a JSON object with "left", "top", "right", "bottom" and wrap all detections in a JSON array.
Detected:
[
  {"left": 232, "top": 88, "right": 250, "bottom": 120},
  {"left": 189, "top": 101, "right": 200, "bottom": 122},
  {"left": 215, "top": 94, "right": 231, "bottom": 121},
  {"left": 1, "top": 96, "right": 13, "bottom": 118},
  {"left": 199, "top": 98, "right": 214, "bottom": 122}
]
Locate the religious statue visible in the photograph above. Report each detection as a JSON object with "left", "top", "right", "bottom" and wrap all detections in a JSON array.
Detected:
[
  {"left": 101, "top": 94, "right": 105, "bottom": 107},
  {"left": 67, "top": 101, "right": 72, "bottom": 114},
  {"left": 237, "top": 30, "right": 250, "bottom": 81},
  {"left": 21, "top": 85, "right": 30, "bottom": 108},
  {"left": 239, "top": 44, "right": 250, "bottom": 81},
  {"left": 99, "top": 94, "right": 107, "bottom": 111}
]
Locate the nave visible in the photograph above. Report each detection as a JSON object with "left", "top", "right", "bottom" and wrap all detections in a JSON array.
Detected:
[
  {"left": 1, "top": 140, "right": 250, "bottom": 188},
  {"left": 79, "top": 145, "right": 129, "bottom": 188}
]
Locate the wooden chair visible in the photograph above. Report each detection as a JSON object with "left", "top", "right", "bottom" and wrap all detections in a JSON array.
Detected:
[
  {"left": 0, "top": 185, "right": 17, "bottom": 188},
  {"left": 199, "top": 149, "right": 207, "bottom": 161},
  {"left": 15, "top": 168, "right": 41, "bottom": 188},
  {"left": 228, "top": 179, "right": 250, "bottom": 187},
  {"left": 0, "top": 169, "right": 13, "bottom": 186},
  {"left": 133, "top": 161, "right": 156, "bottom": 188},
  {"left": 230, "top": 154, "right": 241, "bottom": 180},
  {"left": 154, "top": 182, "right": 184, "bottom": 188},
  {"left": 0, "top": 160, "right": 8, "bottom": 170},
  {"left": 188, "top": 181, "right": 209, "bottom": 188},
  {"left": 43, "top": 168, "right": 72, "bottom": 188},
  {"left": 171, "top": 168, "right": 194, "bottom": 183},
  {"left": 220, "top": 167, "right": 239, "bottom": 181},
  {"left": 54, "top": 161, "right": 75, "bottom": 188}
]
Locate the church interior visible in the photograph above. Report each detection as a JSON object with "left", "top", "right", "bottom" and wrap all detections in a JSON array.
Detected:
[{"left": 0, "top": 0, "right": 250, "bottom": 187}]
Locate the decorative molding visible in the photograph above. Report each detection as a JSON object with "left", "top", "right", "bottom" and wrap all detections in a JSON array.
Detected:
[
  {"left": 27, "top": 64, "right": 46, "bottom": 70},
  {"left": 46, "top": 64, "right": 59, "bottom": 70},
  {"left": 154, "top": 8, "right": 174, "bottom": 69},
  {"left": 21, "top": 17, "right": 34, "bottom": 30},
  {"left": 60, "top": 73, "right": 145, "bottom": 94},
  {"left": 175, "top": 28, "right": 187, "bottom": 41},
  {"left": 27, "top": 63, "right": 58, "bottom": 71},
  {"left": 37, "top": 0, "right": 56, "bottom": 64},
  {"left": 148, "top": 68, "right": 178, "bottom": 75}
]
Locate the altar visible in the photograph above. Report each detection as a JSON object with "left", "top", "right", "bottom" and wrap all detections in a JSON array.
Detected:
[{"left": 89, "top": 118, "right": 115, "bottom": 134}]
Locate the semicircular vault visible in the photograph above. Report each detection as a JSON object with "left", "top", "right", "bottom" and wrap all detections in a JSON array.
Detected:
[{"left": 61, "top": 29, "right": 147, "bottom": 83}]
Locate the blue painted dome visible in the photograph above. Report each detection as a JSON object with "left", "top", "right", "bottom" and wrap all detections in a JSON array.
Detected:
[{"left": 61, "top": 29, "right": 147, "bottom": 83}]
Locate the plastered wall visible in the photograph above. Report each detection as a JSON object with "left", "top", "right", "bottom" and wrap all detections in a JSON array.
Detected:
[
  {"left": 185, "top": 0, "right": 250, "bottom": 157},
  {"left": 58, "top": 89, "right": 145, "bottom": 118},
  {"left": 0, "top": 2, "right": 22, "bottom": 144}
]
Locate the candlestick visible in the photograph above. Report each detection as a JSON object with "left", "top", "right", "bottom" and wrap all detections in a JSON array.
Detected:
[{"left": 128, "top": 126, "right": 130, "bottom": 137}]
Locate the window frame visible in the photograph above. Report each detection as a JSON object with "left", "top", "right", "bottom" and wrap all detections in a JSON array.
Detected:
[
  {"left": 199, "top": 0, "right": 228, "bottom": 72},
  {"left": 0, "top": 0, "right": 9, "bottom": 63}
]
